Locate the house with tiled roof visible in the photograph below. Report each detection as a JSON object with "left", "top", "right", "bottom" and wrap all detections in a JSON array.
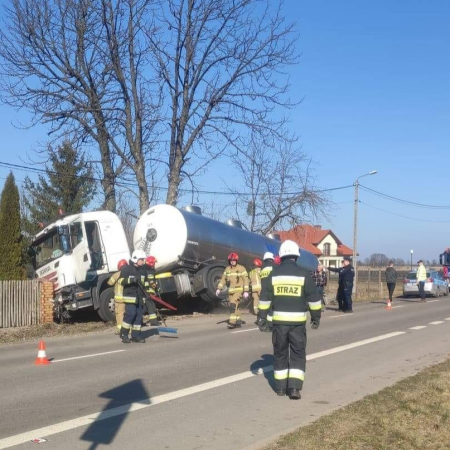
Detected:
[{"left": 276, "top": 224, "right": 354, "bottom": 268}]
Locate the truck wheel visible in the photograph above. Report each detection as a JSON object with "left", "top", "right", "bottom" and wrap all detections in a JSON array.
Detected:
[
  {"left": 98, "top": 287, "right": 116, "bottom": 322},
  {"left": 204, "top": 266, "right": 227, "bottom": 302}
]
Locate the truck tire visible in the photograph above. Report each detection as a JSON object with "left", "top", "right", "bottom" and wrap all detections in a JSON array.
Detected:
[
  {"left": 203, "top": 265, "right": 227, "bottom": 302},
  {"left": 98, "top": 287, "right": 116, "bottom": 322}
]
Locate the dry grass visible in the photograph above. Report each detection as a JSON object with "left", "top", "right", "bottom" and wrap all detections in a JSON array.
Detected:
[{"left": 264, "top": 358, "right": 450, "bottom": 450}]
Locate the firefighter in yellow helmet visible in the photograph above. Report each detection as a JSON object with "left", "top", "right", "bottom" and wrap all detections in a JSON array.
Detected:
[
  {"left": 216, "top": 252, "right": 250, "bottom": 329},
  {"left": 107, "top": 259, "right": 128, "bottom": 335},
  {"left": 249, "top": 258, "right": 263, "bottom": 315}
]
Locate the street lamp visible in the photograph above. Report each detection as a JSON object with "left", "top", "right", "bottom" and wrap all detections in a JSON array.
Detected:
[
  {"left": 353, "top": 170, "right": 378, "bottom": 298},
  {"left": 410, "top": 249, "right": 413, "bottom": 272}
]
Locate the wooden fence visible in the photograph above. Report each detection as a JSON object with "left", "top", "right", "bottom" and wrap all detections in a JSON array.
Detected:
[
  {"left": 326, "top": 269, "right": 417, "bottom": 301},
  {"left": 0, "top": 280, "right": 54, "bottom": 328}
]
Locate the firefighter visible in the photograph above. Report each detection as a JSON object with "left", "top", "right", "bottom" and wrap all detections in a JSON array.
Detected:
[
  {"left": 249, "top": 258, "right": 263, "bottom": 315},
  {"left": 215, "top": 253, "right": 250, "bottom": 329},
  {"left": 258, "top": 240, "right": 321, "bottom": 400},
  {"left": 118, "top": 250, "right": 148, "bottom": 344},
  {"left": 143, "top": 256, "right": 159, "bottom": 326},
  {"left": 257, "top": 252, "right": 276, "bottom": 330},
  {"left": 107, "top": 259, "right": 128, "bottom": 335}
]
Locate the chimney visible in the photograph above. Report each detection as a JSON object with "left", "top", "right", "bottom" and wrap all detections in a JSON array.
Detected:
[{"left": 314, "top": 225, "right": 322, "bottom": 229}]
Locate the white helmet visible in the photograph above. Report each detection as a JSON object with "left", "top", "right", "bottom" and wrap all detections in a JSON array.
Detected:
[
  {"left": 131, "top": 249, "right": 147, "bottom": 263},
  {"left": 263, "top": 252, "right": 274, "bottom": 261},
  {"left": 279, "top": 240, "right": 300, "bottom": 259}
]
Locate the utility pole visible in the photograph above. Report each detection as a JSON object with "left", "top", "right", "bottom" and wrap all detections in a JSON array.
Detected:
[
  {"left": 410, "top": 249, "right": 413, "bottom": 272},
  {"left": 353, "top": 170, "right": 378, "bottom": 299},
  {"left": 353, "top": 180, "right": 359, "bottom": 298}
]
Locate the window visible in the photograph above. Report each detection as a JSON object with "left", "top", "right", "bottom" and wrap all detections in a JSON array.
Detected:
[
  {"left": 323, "top": 243, "right": 331, "bottom": 256},
  {"left": 70, "top": 222, "right": 84, "bottom": 248},
  {"left": 32, "top": 226, "right": 70, "bottom": 269}
]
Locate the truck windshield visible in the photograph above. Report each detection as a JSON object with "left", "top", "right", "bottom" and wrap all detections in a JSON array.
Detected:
[{"left": 31, "top": 226, "right": 71, "bottom": 269}]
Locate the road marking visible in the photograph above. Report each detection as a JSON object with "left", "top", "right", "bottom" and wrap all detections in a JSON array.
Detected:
[
  {"left": 52, "top": 350, "right": 126, "bottom": 363},
  {"left": 391, "top": 305, "right": 404, "bottom": 309},
  {"left": 409, "top": 326, "right": 427, "bottom": 330},
  {"left": 445, "top": 318, "right": 450, "bottom": 321},
  {"left": 429, "top": 321, "right": 444, "bottom": 325},
  {"left": 427, "top": 300, "right": 440, "bottom": 303},
  {"left": 0, "top": 331, "right": 406, "bottom": 450},
  {"left": 231, "top": 327, "right": 259, "bottom": 334},
  {"left": 328, "top": 314, "right": 349, "bottom": 319}
]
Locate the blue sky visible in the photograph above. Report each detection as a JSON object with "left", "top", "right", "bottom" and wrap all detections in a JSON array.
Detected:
[{"left": 0, "top": 0, "right": 449, "bottom": 261}]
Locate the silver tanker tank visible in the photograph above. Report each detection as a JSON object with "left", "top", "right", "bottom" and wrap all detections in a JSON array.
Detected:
[{"left": 133, "top": 204, "right": 318, "bottom": 272}]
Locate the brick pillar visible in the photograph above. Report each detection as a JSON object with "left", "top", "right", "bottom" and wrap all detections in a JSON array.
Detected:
[{"left": 40, "top": 281, "right": 55, "bottom": 324}]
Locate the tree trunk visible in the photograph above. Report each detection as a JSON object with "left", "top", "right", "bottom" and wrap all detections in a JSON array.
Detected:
[{"left": 166, "top": 149, "right": 183, "bottom": 206}]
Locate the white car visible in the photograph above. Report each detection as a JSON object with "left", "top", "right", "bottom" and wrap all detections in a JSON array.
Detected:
[{"left": 402, "top": 270, "right": 449, "bottom": 297}]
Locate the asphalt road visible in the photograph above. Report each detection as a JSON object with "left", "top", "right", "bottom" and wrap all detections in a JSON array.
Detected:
[{"left": 1, "top": 296, "right": 450, "bottom": 450}]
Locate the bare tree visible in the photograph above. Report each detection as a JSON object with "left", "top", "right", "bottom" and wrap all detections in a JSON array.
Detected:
[
  {"left": 148, "top": 0, "right": 298, "bottom": 205},
  {"left": 226, "top": 138, "right": 329, "bottom": 234},
  {"left": 0, "top": 0, "right": 162, "bottom": 213}
]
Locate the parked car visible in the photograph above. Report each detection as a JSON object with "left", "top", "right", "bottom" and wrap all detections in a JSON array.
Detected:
[{"left": 403, "top": 270, "right": 449, "bottom": 297}]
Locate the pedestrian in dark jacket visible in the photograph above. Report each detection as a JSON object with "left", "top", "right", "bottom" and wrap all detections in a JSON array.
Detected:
[
  {"left": 328, "top": 260, "right": 345, "bottom": 311},
  {"left": 385, "top": 261, "right": 397, "bottom": 305},
  {"left": 328, "top": 257, "right": 355, "bottom": 313}
]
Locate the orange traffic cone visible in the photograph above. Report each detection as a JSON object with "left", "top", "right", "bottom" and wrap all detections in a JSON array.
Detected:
[
  {"left": 35, "top": 340, "right": 50, "bottom": 365},
  {"left": 385, "top": 300, "right": 392, "bottom": 311}
]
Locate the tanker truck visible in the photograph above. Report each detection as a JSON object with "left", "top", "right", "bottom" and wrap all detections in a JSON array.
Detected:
[{"left": 29, "top": 204, "right": 318, "bottom": 322}]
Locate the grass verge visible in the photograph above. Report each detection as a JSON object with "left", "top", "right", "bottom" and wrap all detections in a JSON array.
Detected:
[
  {"left": 0, "top": 322, "right": 115, "bottom": 345},
  {"left": 264, "top": 358, "right": 450, "bottom": 450}
]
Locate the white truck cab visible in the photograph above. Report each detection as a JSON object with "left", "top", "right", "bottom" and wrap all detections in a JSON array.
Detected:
[{"left": 30, "top": 211, "right": 130, "bottom": 321}]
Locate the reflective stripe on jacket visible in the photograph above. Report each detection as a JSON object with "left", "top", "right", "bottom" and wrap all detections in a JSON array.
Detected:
[
  {"left": 107, "top": 271, "right": 124, "bottom": 302},
  {"left": 217, "top": 264, "right": 249, "bottom": 293},
  {"left": 259, "top": 259, "right": 321, "bottom": 325}
]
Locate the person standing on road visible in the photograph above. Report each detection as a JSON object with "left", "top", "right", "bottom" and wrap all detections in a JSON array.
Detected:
[
  {"left": 311, "top": 264, "right": 327, "bottom": 312},
  {"left": 143, "top": 256, "right": 160, "bottom": 326},
  {"left": 385, "top": 261, "right": 397, "bottom": 306},
  {"left": 107, "top": 259, "right": 128, "bottom": 335},
  {"left": 257, "top": 240, "right": 321, "bottom": 400},
  {"left": 328, "top": 260, "right": 345, "bottom": 311},
  {"left": 329, "top": 257, "right": 354, "bottom": 313},
  {"left": 256, "top": 252, "right": 276, "bottom": 331},
  {"left": 216, "top": 253, "right": 250, "bottom": 329},
  {"left": 416, "top": 260, "right": 427, "bottom": 302},
  {"left": 118, "top": 250, "right": 148, "bottom": 344},
  {"left": 249, "top": 258, "right": 263, "bottom": 315}
]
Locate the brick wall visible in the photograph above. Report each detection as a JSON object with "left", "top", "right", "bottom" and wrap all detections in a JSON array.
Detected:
[{"left": 40, "top": 281, "right": 54, "bottom": 324}]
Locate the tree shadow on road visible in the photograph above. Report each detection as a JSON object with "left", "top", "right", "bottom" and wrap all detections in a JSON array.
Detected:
[
  {"left": 80, "top": 379, "right": 150, "bottom": 450},
  {"left": 250, "top": 354, "right": 276, "bottom": 393}
]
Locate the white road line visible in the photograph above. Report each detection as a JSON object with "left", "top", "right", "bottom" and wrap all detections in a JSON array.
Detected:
[
  {"left": 328, "top": 314, "right": 349, "bottom": 319},
  {"left": 52, "top": 350, "right": 126, "bottom": 363},
  {"left": 445, "top": 318, "right": 450, "bottom": 321},
  {"left": 0, "top": 330, "right": 406, "bottom": 450},
  {"left": 428, "top": 321, "right": 444, "bottom": 325},
  {"left": 409, "top": 326, "right": 427, "bottom": 330},
  {"left": 391, "top": 305, "right": 405, "bottom": 309},
  {"left": 427, "top": 300, "right": 440, "bottom": 303},
  {"left": 231, "top": 327, "right": 259, "bottom": 334}
]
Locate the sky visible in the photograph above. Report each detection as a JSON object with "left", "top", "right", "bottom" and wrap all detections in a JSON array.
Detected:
[{"left": 0, "top": 0, "right": 449, "bottom": 261}]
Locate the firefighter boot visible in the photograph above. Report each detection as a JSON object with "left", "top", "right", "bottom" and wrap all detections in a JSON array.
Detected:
[
  {"left": 121, "top": 332, "right": 131, "bottom": 344},
  {"left": 288, "top": 388, "right": 301, "bottom": 400},
  {"left": 131, "top": 336, "right": 146, "bottom": 343}
]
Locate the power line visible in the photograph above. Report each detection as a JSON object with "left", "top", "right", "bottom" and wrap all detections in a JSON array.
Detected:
[
  {"left": 0, "top": 160, "right": 353, "bottom": 197},
  {"left": 361, "top": 201, "right": 450, "bottom": 223},
  {"left": 360, "top": 185, "right": 450, "bottom": 210}
]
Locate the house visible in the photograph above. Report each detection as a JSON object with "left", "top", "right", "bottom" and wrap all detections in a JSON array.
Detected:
[{"left": 276, "top": 225, "right": 354, "bottom": 268}]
